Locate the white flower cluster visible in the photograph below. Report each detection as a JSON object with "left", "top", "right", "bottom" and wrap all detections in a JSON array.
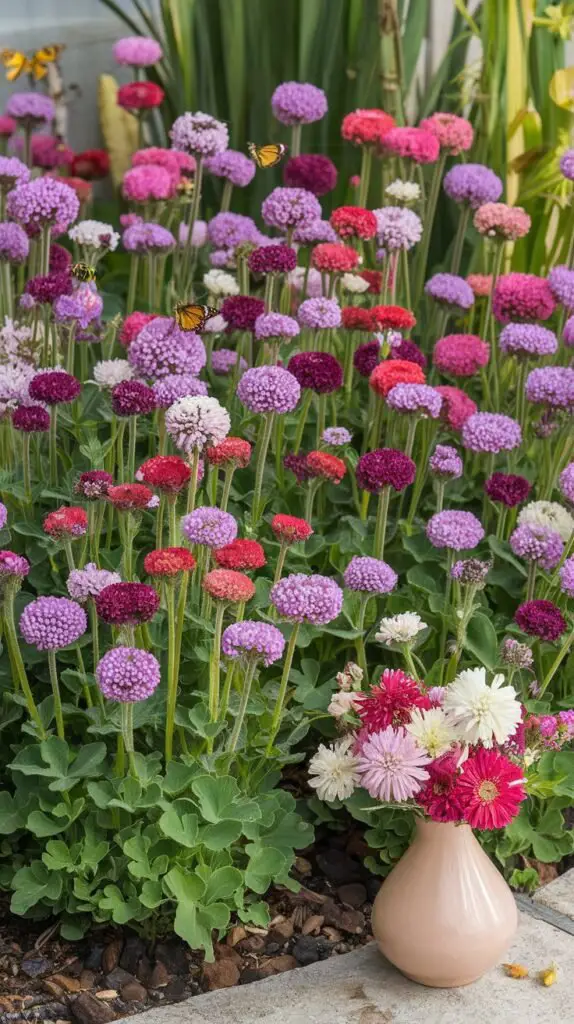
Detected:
[
  {"left": 385, "top": 179, "right": 421, "bottom": 205},
  {"left": 341, "top": 273, "right": 369, "bottom": 294},
  {"left": 203, "top": 269, "right": 239, "bottom": 297},
  {"left": 69, "top": 220, "right": 120, "bottom": 252},
  {"left": 375, "top": 612, "right": 427, "bottom": 646},
  {"left": 165, "top": 395, "right": 230, "bottom": 453},
  {"left": 92, "top": 359, "right": 134, "bottom": 389},
  {"left": 518, "top": 500, "right": 574, "bottom": 542}
]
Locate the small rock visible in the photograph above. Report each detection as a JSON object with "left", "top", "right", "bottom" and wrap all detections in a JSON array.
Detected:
[
  {"left": 240, "top": 967, "right": 273, "bottom": 983},
  {"left": 70, "top": 992, "right": 115, "bottom": 1024},
  {"left": 83, "top": 948, "right": 103, "bottom": 973},
  {"left": 119, "top": 981, "right": 147, "bottom": 1003},
  {"left": 316, "top": 849, "right": 360, "bottom": 885},
  {"left": 339, "top": 909, "right": 365, "bottom": 935},
  {"left": 101, "top": 939, "right": 123, "bottom": 975},
  {"left": 265, "top": 955, "right": 297, "bottom": 974},
  {"left": 21, "top": 958, "right": 53, "bottom": 979},
  {"left": 49, "top": 976, "right": 82, "bottom": 994},
  {"left": 265, "top": 942, "right": 281, "bottom": 955},
  {"left": 267, "top": 919, "right": 294, "bottom": 944},
  {"left": 237, "top": 934, "right": 266, "bottom": 954},
  {"left": 202, "top": 960, "right": 240, "bottom": 991},
  {"left": 292, "top": 936, "right": 332, "bottom": 966},
  {"left": 322, "top": 926, "right": 342, "bottom": 942},
  {"left": 226, "top": 926, "right": 247, "bottom": 947},
  {"left": 135, "top": 955, "right": 152, "bottom": 986},
  {"left": 94, "top": 991, "right": 117, "bottom": 1001},
  {"left": 79, "top": 971, "right": 96, "bottom": 991},
  {"left": 43, "top": 981, "right": 65, "bottom": 999},
  {"left": 214, "top": 944, "right": 242, "bottom": 967},
  {"left": 154, "top": 942, "right": 188, "bottom": 976},
  {"left": 119, "top": 937, "right": 146, "bottom": 977},
  {"left": 301, "top": 914, "right": 324, "bottom": 936},
  {"left": 346, "top": 833, "right": 371, "bottom": 860},
  {"left": 148, "top": 962, "right": 170, "bottom": 989},
  {"left": 162, "top": 978, "right": 188, "bottom": 1002},
  {"left": 103, "top": 969, "right": 133, "bottom": 990},
  {"left": 65, "top": 960, "right": 84, "bottom": 979},
  {"left": 337, "top": 883, "right": 367, "bottom": 908},
  {"left": 321, "top": 899, "right": 342, "bottom": 928},
  {"left": 294, "top": 856, "right": 312, "bottom": 875}
]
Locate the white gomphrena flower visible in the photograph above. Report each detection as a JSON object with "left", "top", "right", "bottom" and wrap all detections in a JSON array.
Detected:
[
  {"left": 442, "top": 667, "right": 522, "bottom": 748},
  {"left": 518, "top": 500, "right": 574, "bottom": 542},
  {"left": 375, "top": 612, "right": 427, "bottom": 647},
  {"left": 328, "top": 691, "right": 361, "bottom": 719},
  {"left": 385, "top": 179, "right": 421, "bottom": 205},
  {"left": 203, "top": 269, "right": 240, "bottom": 297},
  {"left": 69, "top": 220, "right": 120, "bottom": 252},
  {"left": 202, "top": 313, "right": 227, "bottom": 334},
  {"left": 341, "top": 273, "right": 369, "bottom": 294},
  {"left": 308, "top": 737, "right": 360, "bottom": 801},
  {"left": 92, "top": 359, "right": 134, "bottom": 389},
  {"left": 406, "top": 707, "right": 457, "bottom": 758},
  {"left": 165, "top": 395, "right": 230, "bottom": 453}
]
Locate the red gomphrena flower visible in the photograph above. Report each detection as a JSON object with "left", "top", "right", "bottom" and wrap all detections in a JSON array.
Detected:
[
  {"left": 202, "top": 568, "right": 255, "bottom": 603},
  {"left": 359, "top": 269, "right": 382, "bottom": 293},
  {"left": 458, "top": 749, "right": 526, "bottom": 830},
  {"left": 370, "top": 305, "right": 416, "bottom": 332},
  {"left": 205, "top": 437, "right": 252, "bottom": 468},
  {"left": 117, "top": 81, "right": 165, "bottom": 111},
  {"left": 49, "top": 175, "right": 92, "bottom": 203},
  {"left": 43, "top": 506, "right": 88, "bottom": 539},
  {"left": 306, "top": 451, "right": 347, "bottom": 484},
  {"left": 137, "top": 455, "right": 190, "bottom": 494},
  {"left": 356, "top": 669, "right": 431, "bottom": 732},
  {"left": 74, "top": 470, "right": 114, "bottom": 501},
  {"left": 119, "top": 311, "right": 158, "bottom": 347},
  {"left": 12, "top": 405, "right": 50, "bottom": 433},
  {"left": 312, "top": 243, "right": 359, "bottom": 274},
  {"left": 341, "top": 307, "right": 373, "bottom": 332},
  {"left": 341, "top": 108, "right": 396, "bottom": 147},
  {"left": 369, "top": 359, "right": 426, "bottom": 397},
  {"left": 215, "top": 539, "right": 266, "bottom": 571},
  {"left": 107, "top": 483, "right": 153, "bottom": 511},
  {"left": 71, "top": 149, "right": 110, "bottom": 180},
  {"left": 330, "top": 206, "right": 378, "bottom": 241},
  {"left": 96, "top": 582, "right": 160, "bottom": 625},
  {"left": 271, "top": 514, "right": 314, "bottom": 544},
  {"left": 29, "top": 370, "right": 81, "bottom": 405},
  {"left": 144, "top": 547, "right": 196, "bottom": 578}
]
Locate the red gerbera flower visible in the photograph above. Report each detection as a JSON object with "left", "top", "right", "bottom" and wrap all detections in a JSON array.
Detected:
[
  {"left": 370, "top": 305, "right": 416, "bottom": 331},
  {"left": 215, "top": 539, "right": 266, "bottom": 571},
  {"left": 341, "top": 307, "right": 373, "bottom": 332},
  {"left": 306, "top": 450, "right": 347, "bottom": 484},
  {"left": 457, "top": 749, "right": 526, "bottom": 830},
  {"left": 356, "top": 669, "right": 431, "bottom": 732},
  {"left": 417, "top": 752, "right": 466, "bottom": 823}
]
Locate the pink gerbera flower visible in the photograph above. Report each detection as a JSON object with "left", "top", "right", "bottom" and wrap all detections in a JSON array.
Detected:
[
  {"left": 357, "top": 726, "right": 431, "bottom": 802},
  {"left": 356, "top": 668, "right": 431, "bottom": 732},
  {"left": 458, "top": 749, "right": 526, "bottom": 830},
  {"left": 417, "top": 752, "right": 466, "bottom": 823}
]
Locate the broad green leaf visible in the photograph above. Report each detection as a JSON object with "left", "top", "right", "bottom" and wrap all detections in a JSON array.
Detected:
[
  {"left": 163, "top": 866, "right": 205, "bottom": 905},
  {"left": 69, "top": 743, "right": 107, "bottom": 778},
  {"left": 191, "top": 775, "right": 260, "bottom": 824},
  {"left": 244, "top": 846, "right": 287, "bottom": 894},
  {"left": 200, "top": 820, "right": 243, "bottom": 851},
  {"left": 159, "top": 804, "right": 199, "bottom": 848},
  {"left": 203, "top": 866, "right": 242, "bottom": 905},
  {"left": 0, "top": 791, "right": 25, "bottom": 834},
  {"left": 464, "top": 613, "right": 499, "bottom": 670},
  {"left": 26, "top": 810, "right": 69, "bottom": 837}
]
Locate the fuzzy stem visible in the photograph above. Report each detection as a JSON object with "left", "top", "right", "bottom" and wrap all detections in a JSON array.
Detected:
[
  {"left": 251, "top": 412, "right": 275, "bottom": 526},
  {"left": 266, "top": 623, "right": 300, "bottom": 753},
  {"left": 357, "top": 146, "right": 373, "bottom": 208},
  {"left": 2, "top": 595, "right": 45, "bottom": 736},
  {"left": 48, "top": 651, "right": 65, "bottom": 740},
  {"left": 164, "top": 581, "right": 178, "bottom": 763},
  {"left": 227, "top": 659, "right": 258, "bottom": 753},
  {"left": 374, "top": 486, "right": 390, "bottom": 559}
]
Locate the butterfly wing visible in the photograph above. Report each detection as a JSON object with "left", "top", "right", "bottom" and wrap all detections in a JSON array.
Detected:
[
  {"left": 1, "top": 50, "right": 28, "bottom": 81},
  {"left": 248, "top": 143, "right": 286, "bottom": 169},
  {"left": 174, "top": 303, "right": 206, "bottom": 332},
  {"left": 32, "top": 44, "right": 64, "bottom": 80}
]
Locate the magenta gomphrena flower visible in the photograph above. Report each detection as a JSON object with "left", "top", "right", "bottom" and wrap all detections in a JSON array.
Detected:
[
  {"left": 492, "top": 273, "right": 556, "bottom": 323},
  {"left": 343, "top": 557, "right": 397, "bottom": 595},
  {"left": 429, "top": 444, "right": 463, "bottom": 479},
  {"left": 25, "top": 271, "right": 72, "bottom": 305},
  {"left": 323, "top": 427, "right": 352, "bottom": 446},
  {"left": 563, "top": 316, "right": 574, "bottom": 347},
  {"left": 0, "top": 551, "right": 29, "bottom": 578},
  {"left": 0, "top": 222, "right": 29, "bottom": 263},
  {"left": 0, "top": 503, "right": 7, "bottom": 530},
  {"left": 560, "top": 150, "right": 574, "bottom": 180},
  {"left": 29, "top": 370, "right": 80, "bottom": 406},
  {"left": 384, "top": 126, "right": 439, "bottom": 164},
  {"left": 548, "top": 265, "right": 574, "bottom": 310},
  {"left": 6, "top": 91, "right": 55, "bottom": 124},
  {"left": 111, "top": 379, "right": 157, "bottom": 417},
  {"left": 248, "top": 244, "right": 297, "bottom": 275},
  {"left": 181, "top": 506, "right": 237, "bottom": 549},
  {"left": 525, "top": 366, "right": 574, "bottom": 410},
  {"left": 285, "top": 158, "right": 338, "bottom": 199},
  {"left": 559, "top": 463, "right": 574, "bottom": 504},
  {"left": 0, "top": 116, "right": 16, "bottom": 137},
  {"left": 152, "top": 373, "right": 208, "bottom": 408},
  {"left": 204, "top": 149, "right": 255, "bottom": 187},
  {"left": 271, "top": 81, "right": 327, "bottom": 125},
  {"left": 127, "top": 317, "right": 206, "bottom": 381},
  {"left": 356, "top": 449, "right": 416, "bottom": 493},
  {"left": 288, "top": 352, "right": 343, "bottom": 395},
  {"left": 221, "top": 620, "right": 286, "bottom": 666},
  {"left": 424, "top": 273, "right": 474, "bottom": 311},
  {"left": 19, "top": 596, "right": 87, "bottom": 651},
  {"left": 426, "top": 510, "right": 485, "bottom": 551},
  {"left": 96, "top": 646, "right": 160, "bottom": 703},
  {"left": 211, "top": 349, "right": 247, "bottom": 376},
  {"left": 386, "top": 383, "right": 442, "bottom": 419},
  {"left": 0, "top": 156, "right": 30, "bottom": 190},
  {"left": 96, "top": 582, "right": 159, "bottom": 626},
  {"left": 510, "top": 524, "right": 564, "bottom": 572},
  {"left": 261, "top": 187, "right": 321, "bottom": 230},
  {"left": 271, "top": 573, "right": 343, "bottom": 625},
  {"left": 433, "top": 334, "right": 490, "bottom": 378},
  {"left": 170, "top": 111, "right": 229, "bottom": 157},
  {"left": 12, "top": 405, "right": 50, "bottom": 433},
  {"left": 165, "top": 395, "right": 230, "bottom": 452},
  {"left": 499, "top": 323, "right": 557, "bottom": 358},
  {"left": 220, "top": 296, "right": 265, "bottom": 332},
  {"left": 443, "top": 164, "right": 502, "bottom": 208},
  {"left": 7, "top": 177, "right": 79, "bottom": 234},
  {"left": 515, "top": 599, "right": 567, "bottom": 642},
  {"left": 462, "top": 412, "right": 522, "bottom": 454},
  {"left": 559, "top": 557, "right": 574, "bottom": 597},
  {"left": 237, "top": 366, "right": 300, "bottom": 414},
  {"left": 419, "top": 113, "right": 473, "bottom": 155},
  {"left": 123, "top": 165, "right": 174, "bottom": 202},
  {"left": 67, "top": 563, "right": 122, "bottom": 603},
  {"left": 485, "top": 473, "right": 531, "bottom": 508},
  {"left": 123, "top": 221, "right": 175, "bottom": 253},
  {"left": 254, "top": 312, "right": 300, "bottom": 342},
  {"left": 297, "top": 298, "right": 341, "bottom": 330},
  {"left": 113, "top": 36, "right": 163, "bottom": 66},
  {"left": 357, "top": 726, "right": 430, "bottom": 802},
  {"left": 373, "top": 206, "right": 422, "bottom": 251}
]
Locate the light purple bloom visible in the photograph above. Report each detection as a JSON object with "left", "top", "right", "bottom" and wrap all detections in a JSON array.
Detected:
[
  {"left": 499, "top": 322, "right": 557, "bottom": 358},
  {"left": 67, "top": 563, "right": 122, "bottom": 603},
  {"left": 128, "top": 317, "right": 206, "bottom": 380},
  {"left": 510, "top": 524, "right": 564, "bottom": 572},
  {"left": 170, "top": 111, "right": 229, "bottom": 158},
  {"left": 323, "top": 426, "right": 352, "bottom": 446},
  {"left": 261, "top": 187, "right": 322, "bottom": 230},
  {"left": 443, "top": 163, "right": 503, "bottom": 208},
  {"left": 254, "top": 312, "right": 300, "bottom": 341},
  {"left": 96, "top": 646, "right": 161, "bottom": 702},
  {"left": 237, "top": 366, "right": 300, "bottom": 414},
  {"left": 113, "top": 36, "right": 162, "bottom": 66},
  {"left": 560, "top": 150, "right": 574, "bottom": 181},
  {"left": 386, "top": 383, "right": 443, "bottom": 418},
  {"left": 123, "top": 221, "right": 175, "bottom": 253},
  {"left": 164, "top": 395, "right": 230, "bottom": 452},
  {"left": 429, "top": 444, "right": 463, "bottom": 479},
  {"left": 559, "top": 557, "right": 574, "bottom": 597},
  {"left": 563, "top": 315, "right": 574, "bottom": 348},
  {"left": 297, "top": 297, "right": 341, "bottom": 329},
  {"left": 207, "top": 212, "right": 262, "bottom": 249},
  {"left": 548, "top": 265, "right": 574, "bottom": 310},
  {"left": 204, "top": 149, "right": 255, "bottom": 187},
  {"left": 0, "top": 222, "right": 29, "bottom": 263},
  {"left": 357, "top": 726, "right": 430, "bottom": 802},
  {"left": 152, "top": 373, "right": 208, "bottom": 408},
  {"left": 221, "top": 620, "right": 285, "bottom": 665},
  {"left": 271, "top": 82, "right": 327, "bottom": 125},
  {"left": 0, "top": 156, "right": 30, "bottom": 189},
  {"left": 6, "top": 91, "right": 54, "bottom": 123},
  {"left": 424, "top": 273, "right": 474, "bottom": 310},
  {"left": 373, "top": 206, "right": 422, "bottom": 251},
  {"left": 525, "top": 366, "right": 574, "bottom": 409},
  {"left": 54, "top": 292, "right": 99, "bottom": 329},
  {"left": 0, "top": 503, "right": 7, "bottom": 530},
  {"left": 271, "top": 573, "right": 343, "bottom": 625},
  {"left": 181, "top": 506, "right": 237, "bottom": 549},
  {"left": 426, "top": 510, "right": 485, "bottom": 550},
  {"left": 7, "top": 177, "right": 79, "bottom": 233},
  {"left": 19, "top": 596, "right": 87, "bottom": 650},
  {"left": 178, "top": 219, "right": 208, "bottom": 247},
  {"left": 0, "top": 551, "right": 29, "bottom": 577},
  {"left": 211, "top": 349, "right": 247, "bottom": 376},
  {"left": 293, "top": 219, "right": 338, "bottom": 245},
  {"left": 559, "top": 463, "right": 574, "bottom": 504},
  {"left": 462, "top": 412, "right": 522, "bottom": 453},
  {"left": 343, "top": 557, "right": 397, "bottom": 595}
]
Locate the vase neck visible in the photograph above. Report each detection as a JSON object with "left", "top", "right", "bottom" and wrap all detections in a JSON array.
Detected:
[{"left": 415, "top": 819, "right": 473, "bottom": 845}]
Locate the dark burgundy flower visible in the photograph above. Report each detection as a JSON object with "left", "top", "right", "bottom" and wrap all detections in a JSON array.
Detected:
[
  {"left": 284, "top": 452, "right": 315, "bottom": 484},
  {"left": 111, "top": 380, "right": 157, "bottom": 416},
  {"left": 354, "top": 341, "right": 380, "bottom": 378},
  {"left": 485, "top": 473, "right": 532, "bottom": 508},
  {"left": 515, "top": 600, "right": 567, "bottom": 642},
  {"left": 389, "top": 338, "right": 427, "bottom": 369},
  {"left": 96, "top": 582, "right": 160, "bottom": 625},
  {"left": 248, "top": 244, "right": 297, "bottom": 275},
  {"left": 74, "top": 470, "right": 113, "bottom": 500},
  {"left": 12, "top": 405, "right": 50, "bottom": 432},
  {"left": 25, "top": 271, "right": 72, "bottom": 305},
  {"left": 283, "top": 154, "right": 338, "bottom": 196},
  {"left": 356, "top": 448, "right": 416, "bottom": 493},
  {"left": 71, "top": 149, "right": 110, "bottom": 180},
  {"left": 288, "top": 352, "right": 343, "bottom": 394},
  {"left": 29, "top": 371, "right": 81, "bottom": 405},
  {"left": 49, "top": 243, "right": 72, "bottom": 273},
  {"left": 221, "top": 295, "right": 265, "bottom": 332}
]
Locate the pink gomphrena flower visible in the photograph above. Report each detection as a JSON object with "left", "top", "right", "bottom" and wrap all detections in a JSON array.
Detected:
[
  {"left": 419, "top": 113, "right": 473, "bottom": 155},
  {"left": 202, "top": 568, "right": 255, "bottom": 604},
  {"left": 113, "top": 36, "right": 163, "bottom": 66},
  {"left": 467, "top": 274, "right": 492, "bottom": 298},
  {"left": 312, "top": 243, "right": 359, "bottom": 274},
  {"left": 473, "top": 203, "right": 531, "bottom": 241},
  {"left": 43, "top": 506, "right": 88, "bottom": 540},
  {"left": 433, "top": 334, "right": 489, "bottom": 378},
  {"left": 492, "top": 273, "right": 556, "bottom": 324},
  {"left": 341, "top": 109, "right": 395, "bottom": 147},
  {"left": 383, "top": 126, "right": 440, "bottom": 164}
]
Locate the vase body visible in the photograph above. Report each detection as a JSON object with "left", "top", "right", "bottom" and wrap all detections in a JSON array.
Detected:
[{"left": 371, "top": 819, "right": 517, "bottom": 988}]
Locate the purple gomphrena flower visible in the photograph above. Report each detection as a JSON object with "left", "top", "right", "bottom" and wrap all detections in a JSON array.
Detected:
[
  {"left": 111, "top": 380, "right": 157, "bottom": 417},
  {"left": 165, "top": 395, "right": 230, "bottom": 453},
  {"left": 0, "top": 156, "right": 30, "bottom": 190},
  {"left": 560, "top": 150, "right": 574, "bottom": 181},
  {"left": 204, "top": 149, "right": 255, "bottom": 187},
  {"left": 0, "top": 222, "right": 29, "bottom": 263},
  {"left": 510, "top": 524, "right": 564, "bottom": 572},
  {"left": 0, "top": 551, "right": 30, "bottom": 578},
  {"left": 485, "top": 473, "right": 532, "bottom": 508},
  {"left": 443, "top": 163, "right": 503, "bottom": 208},
  {"left": 286, "top": 160, "right": 338, "bottom": 200},
  {"left": 6, "top": 91, "right": 55, "bottom": 124},
  {"left": 559, "top": 463, "right": 574, "bottom": 504},
  {"left": 461, "top": 412, "right": 522, "bottom": 454},
  {"left": 248, "top": 244, "right": 297, "bottom": 275},
  {"left": 113, "top": 36, "right": 163, "bottom": 66},
  {"left": 288, "top": 352, "right": 343, "bottom": 395},
  {"left": 323, "top": 427, "right": 352, "bottom": 446},
  {"left": 426, "top": 510, "right": 485, "bottom": 551},
  {"left": 343, "top": 557, "right": 398, "bottom": 595},
  {"left": 271, "top": 573, "right": 343, "bottom": 625},
  {"left": 128, "top": 317, "right": 206, "bottom": 380},
  {"left": 237, "top": 366, "right": 300, "bottom": 414},
  {"left": 12, "top": 405, "right": 50, "bottom": 433},
  {"left": 170, "top": 111, "right": 229, "bottom": 157},
  {"left": 0, "top": 503, "right": 7, "bottom": 530},
  {"left": 19, "top": 596, "right": 87, "bottom": 650},
  {"left": 356, "top": 449, "right": 416, "bottom": 493},
  {"left": 181, "top": 506, "right": 237, "bottom": 549},
  {"left": 386, "top": 383, "right": 443, "bottom": 418},
  {"left": 525, "top": 366, "right": 574, "bottom": 410},
  {"left": 207, "top": 212, "right": 262, "bottom": 250},
  {"left": 254, "top": 312, "right": 300, "bottom": 342},
  {"left": 152, "top": 374, "right": 208, "bottom": 408},
  {"left": 96, "top": 646, "right": 160, "bottom": 702},
  {"left": 271, "top": 82, "right": 327, "bottom": 125},
  {"left": 123, "top": 222, "right": 175, "bottom": 253},
  {"left": 450, "top": 559, "right": 490, "bottom": 587},
  {"left": 7, "top": 177, "right": 79, "bottom": 234},
  {"left": 499, "top": 323, "right": 558, "bottom": 358},
  {"left": 297, "top": 298, "right": 342, "bottom": 330},
  {"left": 221, "top": 620, "right": 285, "bottom": 666},
  {"left": 559, "top": 557, "right": 574, "bottom": 597},
  {"left": 515, "top": 599, "right": 567, "bottom": 643},
  {"left": 293, "top": 217, "right": 338, "bottom": 243},
  {"left": 548, "top": 265, "right": 574, "bottom": 310},
  {"left": 67, "top": 563, "right": 122, "bottom": 603},
  {"left": 211, "top": 349, "right": 247, "bottom": 376},
  {"left": 429, "top": 444, "right": 463, "bottom": 479},
  {"left": 29, "top": 370, "right": 81, "bottom": 406},
  {"left": 261, "top": 187, "right": 321, "bottom": 230},
  {"left": 425, "top": 273, "right": 474, "bottom": 311},
  {"left": 373, "top": 207, "right": 422, "bottom": 250},
  {"left": 54, "top": 291, "right": 99, "bottom": 329},
  {"left": 563, "top": 316, "right": 574, "bottom": 348}
]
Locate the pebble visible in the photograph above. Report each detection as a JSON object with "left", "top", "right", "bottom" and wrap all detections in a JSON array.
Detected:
[
  {"left": 339, "top": 909, "right": 366, "bottom": 935},
  {"left": 294, "top": 857, "right": 312, "bottom": 875},
  {"left": 265, "top": 955, "right": 297, "bottom": 974},
  {"left": 78, "top": 972, "right": 96, "bottom": 992},
  {"left": 301, "top": 915, "right": 324, "bottom": 936},
  {"left": 322, "top": 926, "right": 342, "bottom": 942},
  {"left": 337, "top": 883, "right": 367, "bottom": 908},
  {"left": 236, "top": 934, "right": 266, "bottom": 954},
  {"left": 21, "top": 959, "right": 53, "bottom": 979},
  {"left": 119, "top": 981, "right": 147, "bottom": 1003},
  {"left": 267, "top": 920, "right": 294, "bottom": 945},
  {"left": 119, "top": 937, "right": 146, "bottom": 977},
  {"left": 101, "top": 939, "right": 123, "bottom": 976},
  {"left": 69, "top": 992, "right": 115, "bottom": 1024},
  {"left": 202, "top": 960, "right": 240, "bottom": 991},
  {"left": 147, "top": 962, "right": 169, "bottom": 989},
  {"left": 154, "top": 942, "right": 188, "bottom": 976},
  {"left": 162, "top": 978, "right": 188, "bottom": 1002},
  {"left": 82, "top": 949, "right": 103, "bottom": 974},
  {"left": 292, "top": 936, "right": 332, "bottom": 967},
  {"left": 226, "top": 926, "right": 247, "bottom": 947},
  {"left": 315, "top": 849, "right": 361, "bottom": 885},
  {"left": 48, "top": 976, "right": 81, "bottom": 994},
  {"left": 103, "top": 968, "right": 133, "bottom": 990}
]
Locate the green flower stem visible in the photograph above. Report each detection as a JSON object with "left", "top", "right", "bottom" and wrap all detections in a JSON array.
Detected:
[
  {"left": 89, "top": 601, "right": 105, "bottom": 713},
  {"left": 49, "top": 407, "right": 58, "bottom": 487},
  {"left": 186, "top": 448, "right": 201, "bottom": 514},
  {"left": 484, "top": 243, "right": 505, "bottom": 410},
  {"left": 126, "top": 255, "right": 140, "bottom": 315},
  {"left": 291, "top": 123, "right": 302, "bottom": 159},
  {"left": 227, "top": 659, "right": 258, "bottom": 754},
  {"left": 404, "top": 417, "right": 418, "bottom": 458},
  {"left": 116, "top": 419, "right": 127, "bottom": 483},
  {"left": 219, "top": 601, "right": 245, "bottom": 719},
  {"left": 122, "top": 513, "right": 136, "bottom": 581},
  {"left": 401, "top": 643, "right": 419, "bottom": 680},
  {"left": 304, "top": 478, "right": 321, "bottom": 523},
  {"left": 355, "top": 595, "right": 370, "bottom": 680},
  {"left": 263, "top": 274, "right": 275, "bottom": 313},
  {"left": 48, "top": 650, "right": 65, "bottom": 740},
  {"left": 252, "top": 412, "right": 275, "bottom": 526},
  {"left": 115, "top": 733, "right": 125, "bottom": 779},
  {"left": 156, "top": 493, "right": 166, "bottom": 549},
  {"left": 220, "top": 179, "right": 233, "bottom": 213},
  {"left": 525, "top": 560, "right": 537, "bottom": 601},
  {"left": 209, "top": 601, "right": 226, "bottom": 727},
  {"left": 413, "top": 151, "right": 447, "bottom": 305},
  {"left": 62, "top": 539, "right": 75, "bottom": 572},
  {"left": 22, "top": 433, "right": 31, "bottom": 504},
  {"left": 274, "top": 414, "right": 285, "bottom": 489},
  {"left": 164, "top": 581, "right": 178, "bottom": 763},
  {"left": 266, "top": 622, "right": 300, "bottom": 754},
  {"left": 2, "top": 262, "right": 13, "bottom": 319},
  {"left": 438, "top": 549, "right": 456, "bottom": 682},
  {"left": 273, "top": 540, "right": 288, "bottom": 584},
  {"left": 121, "top": 702, "right": 138, "bottom": 778},
  {"left": 127, "top": 415, "right": 138, "bottom": 482},
  {"left": 168, "top": 497, "right": 178, "bottom": 546},
  {"left": 369, "top": 398, "right": 384, "bottom": 450},
  {"left": 357, "top": 146, "right": 373, "bottom": 208},
  {"left": 182, "top": 155, "right": 203, "bottom": 295},
  {"left": 220, "top": 464, "right": 234, "bottom": 512},
  {"left": 2, "top": 596, "right": 45, "bottom": 736},
  {"left": 538, "top": 628, "right": 574, "bottom": 699},
  {"left": 316, "top": 393, "right": 326, "bottom": 447},
  {"left": 495, "top": 506, "right": 508, "bottom": 542},
  {"left": 76, "top": 645, "right": 92, "bottom": 708},
  {"left": 435, "top": 480, "right": 445, "bottom": 514},
  {"left": 374, "top": 486, "right": 390, "bottom": 559},
  {"left": 450, "top": 206, "right": 470, "bottom": 275},
  {"left": 292, "top": 390, "right": 313, "bottom": 454}
]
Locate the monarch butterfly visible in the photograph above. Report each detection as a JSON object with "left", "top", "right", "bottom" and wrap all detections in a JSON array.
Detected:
[
  {"left": 248, "top": 142, "right": 287, "bottom": 170},
  {"left": 72, "top": 263, "right": 96, "bottom": 283},
  {"left": 1, "top": 44, "right": 63, "bottom": 82},
  {"left": 174, "top": 303, "right": 218, "bottom": 332}
]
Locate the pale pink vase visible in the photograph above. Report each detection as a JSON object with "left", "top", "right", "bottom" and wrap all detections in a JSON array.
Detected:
[{"left": 372, "top": 819, "right": 517, "bottom": 988}]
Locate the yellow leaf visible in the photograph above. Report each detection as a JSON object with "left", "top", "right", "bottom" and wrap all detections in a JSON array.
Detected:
[
  {"left": 97, "top": 74, "right": 139, "bottom": 188},
  {"left": 549, "top": 67, "right": 574, "bottom": 110},
  {"left": 503, "top": 962, "right": 529, "bottom": 979},
  {"left": 538, "top": 964, "right": 558, "bottom": 986}
]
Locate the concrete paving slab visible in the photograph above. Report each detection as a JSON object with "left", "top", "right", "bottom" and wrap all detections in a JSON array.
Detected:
[
  {"left": 533, "top": 868, "right": 574, "bottom": 920},
  {"left": 133, "top": 913, "right": 574, "bottom": 1024}
]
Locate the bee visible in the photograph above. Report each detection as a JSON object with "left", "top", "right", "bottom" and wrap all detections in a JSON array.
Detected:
[{"left": 71, "top": 263, "right": 96, "bottom": 283}]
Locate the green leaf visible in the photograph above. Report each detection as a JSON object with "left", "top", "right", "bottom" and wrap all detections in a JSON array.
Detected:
[
  {"left": 244, "top": 846, "right": 287, "bottom": 894},
  {"left": 26, "top": 810, "right": 69, "bottom": 837},
  {"left": 203, "top": 866, "right": 242, "bottom": 905},
  {"left": 69, "top": 743, "right": 107, "bottom": 779},
  {"left": 0, "top": 791, "right": 26, "bottom": 834},
  {"left": 42, "top": 840, "right": 75, "bottom": 872},
  {"left": 163, "top": 866, "right": 206, "bottom": 905},
  {"left": 159, "top": 803, "right": 199, "bottom": 848},
  {"left": 200, "top": 820, "right": 243, "bottom": 851},
  {"left": 464, "top": 613, "right": 499, "bottom": 670},
  {"left": 162, "top": 761, "right": 197, "bottom": 795},
  {"left": 191, "top": 775, "right": 261, "bottom": 824},
  {"left": 11, "top": 861, "right": 62, "bottom": 914}
]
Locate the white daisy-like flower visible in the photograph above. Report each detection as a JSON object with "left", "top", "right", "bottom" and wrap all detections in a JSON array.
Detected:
[
  {"left": 69, "top": 220, "right": 120, "bottom": 252},
  {"left": 385, "top": 179, "right": 421, "bottom": 205},
  {"left": 203, "top": 269, "right": 239, "bottom": 297},
  {"left": 165, "top": 395, "right": 230, "bottom": 453},
  {"left": 328, "top": 690, "right": 362, "bottom": 719},
  {"left": 442, "top": 667, "right": 522, "bottom": 748},
  {"left": 375, "top": 612, "right": 427, "bottom": 646},
  {"left": 405, "top": 707, "right": 457, "bottom": 758},
  {"left": 341, "top": 273, "right": 370, "bottom": 294},
  {"left": 91, "top": 359, "right": 134, "bottom": 389},
  {"left": 308, "top": 737, "right": 360, "bottom": 802},
  {"left": 518, "top": 500, "right": 574, "bottom": 542}
]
